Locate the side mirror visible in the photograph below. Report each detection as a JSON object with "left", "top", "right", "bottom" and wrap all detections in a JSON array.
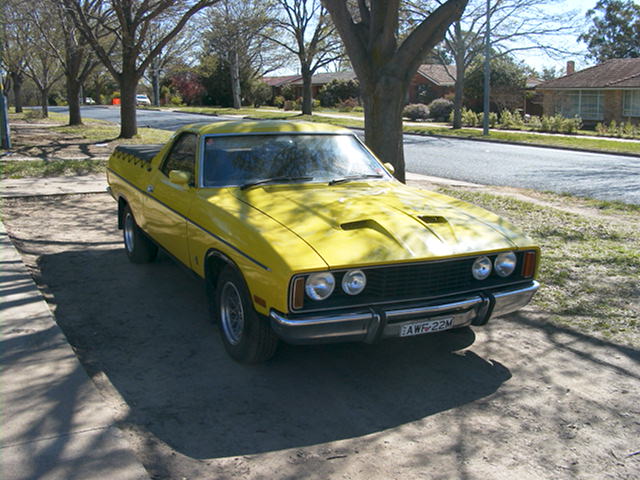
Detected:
[
  {"left": 169, "top": 170, "right": 191, "bottom": 185},
  {"left": 383, "top": 162, "right": 395, "bottom": 175}
]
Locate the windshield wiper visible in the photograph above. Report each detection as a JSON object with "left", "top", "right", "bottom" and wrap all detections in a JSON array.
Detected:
[
  {"left": 328, "top": 174, "right": 383, "bottom": 186},
  {"left": 240, "top": 176, "right": 314, "bottom": 190}
]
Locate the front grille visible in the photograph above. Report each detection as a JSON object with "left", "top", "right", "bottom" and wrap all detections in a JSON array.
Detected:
[{"left": 292, "top": 251, "right": 532, "bottom": 312}]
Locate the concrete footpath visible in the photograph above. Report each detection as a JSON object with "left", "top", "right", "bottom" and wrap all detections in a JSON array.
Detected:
[{"left": 1, "top": 178, "right": 149, "bottom": 478}]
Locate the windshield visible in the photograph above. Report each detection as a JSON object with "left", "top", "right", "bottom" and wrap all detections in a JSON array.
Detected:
[{"left": 202, "top": 134, "right": 391, "bottom": 188}]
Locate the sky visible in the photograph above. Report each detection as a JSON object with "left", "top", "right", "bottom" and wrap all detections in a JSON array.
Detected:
[{"left": 276, "top": 0, "right": 625, "bottom": 77}]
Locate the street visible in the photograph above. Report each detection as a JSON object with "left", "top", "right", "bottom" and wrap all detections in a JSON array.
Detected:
[{"left": 49, "top": 106, "right": 640, "bottom": 204}]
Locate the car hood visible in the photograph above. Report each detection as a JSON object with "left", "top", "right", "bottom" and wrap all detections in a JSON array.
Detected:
[{"left": 235, "top": 181, "right": 534, "bottom": 269}]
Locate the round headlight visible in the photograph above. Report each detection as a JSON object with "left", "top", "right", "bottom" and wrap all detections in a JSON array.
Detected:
[
  {"left": 495, "top": 252, "right": 517, "bottom": 277},
  {"left": 342, "top": 270, "right": 367, "bottom": 295},
  {"left": 305, "top": 272, "right": 335, "bottom": 300},
  {"left": 472, "top": 256, "right": 492, "bottom": 280}
]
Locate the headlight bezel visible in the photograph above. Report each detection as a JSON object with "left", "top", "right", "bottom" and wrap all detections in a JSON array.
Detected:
[
  {"left": 471, "top": 255, "right": 492, "bottom": 280},
  {"left": 304, "top": 272, "right": 336, "bottom": 301},
  {"left": 341, "top": 269, "right": 367, "bottom": 295},
  {"left": 494, "top": 251, "right": 517, "bottom": 277}
]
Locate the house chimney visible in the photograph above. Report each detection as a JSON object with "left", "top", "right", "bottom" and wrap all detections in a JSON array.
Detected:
[{"left": 566, "top": 61, "right": 575, "bottom": 75}]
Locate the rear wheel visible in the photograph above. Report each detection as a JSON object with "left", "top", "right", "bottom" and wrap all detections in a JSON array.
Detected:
[
  {"left": 122, "top": 205, "right": 157, "bottom": 263},
  {"left": 214, "top": 265, "right": 278, "bottom": 363}
]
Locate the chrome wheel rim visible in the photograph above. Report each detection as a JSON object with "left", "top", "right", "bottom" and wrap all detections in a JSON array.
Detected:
[
  {"left": 124, "top": 213, "right": 135, "bottom": 253},
  {"left": 220, "top": 281, "right": 244, "bottom": 345}
]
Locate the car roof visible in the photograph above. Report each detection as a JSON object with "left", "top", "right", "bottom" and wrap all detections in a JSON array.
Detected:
[{"left": 180, "top": 120, "right": 353, "bottom": 136}]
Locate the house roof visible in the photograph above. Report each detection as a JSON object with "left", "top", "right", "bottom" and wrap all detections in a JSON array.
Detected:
[
  {"left": 416, "top": 64, "right": 456, "bottom": 86},
  {"left": 262, "top": 75, "right": 302, "bottom": 87},
  {"left": 289, "top": 71, "right": 358, "bottom": 86},
  {"left": 537, "top": 58, "right": 640, "bottom": 90}
]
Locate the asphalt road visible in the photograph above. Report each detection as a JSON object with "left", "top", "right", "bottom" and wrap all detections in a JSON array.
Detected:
[{"left": 49, "top": 106, "right": 640, "bottom": 204}]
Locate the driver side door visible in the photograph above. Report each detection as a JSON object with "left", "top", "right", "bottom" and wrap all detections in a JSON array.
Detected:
[{"left": 144, "top": 132, "right": 198, "bottom": 268}]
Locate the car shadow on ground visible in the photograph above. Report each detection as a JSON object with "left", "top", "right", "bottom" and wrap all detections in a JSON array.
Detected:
[{"left": 37, "top": 247, "right": 512, "bottom": 460}]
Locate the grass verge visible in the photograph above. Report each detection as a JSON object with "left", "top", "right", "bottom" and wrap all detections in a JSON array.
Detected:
[
  {"left": 1, "top": 159, "right": 108, "bottom": 178},
  {"left": 437, "top": 187, "right": 640, "bottom": 345}
]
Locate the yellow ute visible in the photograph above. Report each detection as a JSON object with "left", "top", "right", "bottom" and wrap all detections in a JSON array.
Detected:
[{"left": 107, "top": 120, "right": 540, "bottom": 363}]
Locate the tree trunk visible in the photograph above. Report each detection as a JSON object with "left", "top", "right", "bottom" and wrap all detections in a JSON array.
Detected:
[
  {"left": 67, "top": 76, "right": 83, "bottom": 125},
  {"left": 230, "top": 50, "right": 241, "bottom": 109},
  {"left": 40, "top": 87, "right": 50, "bottom": 117},
  {"left": 452, "top": 22, "right": 464, "bottom": 129},
  {"left": 301, "top": 66, "right": 313, "bottom": 115},
  {"left": 10, "top": 73, "right": 23, "bottom": 113},
  {"left": 119, "top": 74, "right": 138, "bottom": 138},
  {"left": 362, "top": 78, "right": 406, "bottom": 183}
]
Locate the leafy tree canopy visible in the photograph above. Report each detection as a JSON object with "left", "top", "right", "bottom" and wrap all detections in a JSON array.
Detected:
[{"left": 579, "top": 0, "right": 640, "bottom": 62}]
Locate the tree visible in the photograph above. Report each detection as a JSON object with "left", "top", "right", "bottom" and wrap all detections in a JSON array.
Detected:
[
  {"left": 579, "top": 0, "right": 640, "bottom": 62},
  {"left": 270, "top": 0, "right": 343, "bottom": 115},
  {"left": 28, "top": 0, "right": 105, "bottom": 125},
  {"left": 1, "top": 1, "right": 28, "bottom": 113},
  {"left": 63, "top": 0, "right": 219, "bottom": 138},
  {"left": 407, "top": 0, "right": 579, "bottom": 129},
  {"left": 12, "top": 2, "right": 65, "bottom": 117},
  {"left": 322, "top": 0, "right": 468, "bottom": 181},
  {"left": 464, "top": 54, "right": 527, "bottom": 111},
  {"left": 205, "top": 0, "right": 281, "bottom": 109}
]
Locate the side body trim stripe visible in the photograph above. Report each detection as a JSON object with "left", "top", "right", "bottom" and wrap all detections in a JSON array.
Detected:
[{"left": 108, "top": 167, "right": 270, "bottom": 271}]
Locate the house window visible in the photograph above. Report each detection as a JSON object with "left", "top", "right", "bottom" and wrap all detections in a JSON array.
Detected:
[
  {"left": 623, "top": 90, "right": 640, "bottom": 117},
  {"left": 557, "top": 90, "right": 603, "bottom": 120}
]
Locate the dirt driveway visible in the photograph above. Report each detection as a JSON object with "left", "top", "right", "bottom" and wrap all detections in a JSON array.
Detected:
[{"left": 3, "top": 193, "right": 639, "bottom": 480}]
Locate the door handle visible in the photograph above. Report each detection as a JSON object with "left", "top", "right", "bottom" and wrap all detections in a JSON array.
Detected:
[{"left": 146, "top": 185, "right": 154, "bottom": 193}]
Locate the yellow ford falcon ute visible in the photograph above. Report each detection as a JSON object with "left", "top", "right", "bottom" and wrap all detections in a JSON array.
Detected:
[{"left": 107, "top": 120, "right": 540, "bottom": 363}]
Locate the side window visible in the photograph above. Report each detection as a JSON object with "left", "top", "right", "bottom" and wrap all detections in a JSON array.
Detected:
[{"left": 161, "top": 133, "right": 198, "bottom": 182}]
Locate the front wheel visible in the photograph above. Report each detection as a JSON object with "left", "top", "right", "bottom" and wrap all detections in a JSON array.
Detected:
[
  {"left": 215, "top": 265, "right": 278, "bottom": 363},
  {"left": 122, "top": 205, "right": 158, "bottom": 263}
]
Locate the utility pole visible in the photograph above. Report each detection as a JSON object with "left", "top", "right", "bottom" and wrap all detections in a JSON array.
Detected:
[{"left": 483, "top": 0, "right": 491, "bottom": 136}]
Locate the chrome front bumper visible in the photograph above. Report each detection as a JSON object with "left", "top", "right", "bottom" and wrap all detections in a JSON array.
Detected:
[{"left": 269, "top": 281, "right": 539, "bottom": 344}]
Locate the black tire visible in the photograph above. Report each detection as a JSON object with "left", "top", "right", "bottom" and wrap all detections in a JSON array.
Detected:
[
  {"left": 214, "top": 265, "right": 278, "bottom": 363},
  {"left": 122, "top": 205, "right": 158, "bottom": 263}
]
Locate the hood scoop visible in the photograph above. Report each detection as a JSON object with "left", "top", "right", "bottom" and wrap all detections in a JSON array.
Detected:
[
  {"left": 340, "top": 219, "right": 408, "bottom": 251},
  {"left": 418, "top": 215, "right": 448, "bottom": 224}
]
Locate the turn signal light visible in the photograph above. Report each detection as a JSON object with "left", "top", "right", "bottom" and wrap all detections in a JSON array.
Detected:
[
  {"left": 522, "top": 251, "right": 537, "bottom": 278},
  {"left": 292, "top": 277, "right": 305, "bottom": 310}
]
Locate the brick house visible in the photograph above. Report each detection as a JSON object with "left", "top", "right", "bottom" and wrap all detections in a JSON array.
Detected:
[
  {"left": 263, "top": 65, "right": 457, "bottom": 104},
  {"left": 407, "top": 64, "right": 456, "bottom": 104},
  {"left": 536, "top": 59, "right": 640, "bottom": 125}
]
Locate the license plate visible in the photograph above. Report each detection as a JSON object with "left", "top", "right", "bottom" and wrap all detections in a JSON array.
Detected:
[{"left": 400, "top": 317, "right": 454, "bottom": 337}]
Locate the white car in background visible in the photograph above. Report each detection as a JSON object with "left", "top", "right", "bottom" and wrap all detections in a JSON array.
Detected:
[{"left": 136, "top": 94, "right": 152, "bottom": 106}]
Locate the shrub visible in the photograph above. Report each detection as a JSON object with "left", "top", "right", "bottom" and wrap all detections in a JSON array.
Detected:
[
  {"left": 551, "top": 114, "right": 565, "bottom": 132},
  {"left": 489, "top": 112, "right": 498, "bottom": 128},
  {"left": 527, "top": 115, "right": 542, "bottom": 130},
  {"left": 273, "top": 95, "right": 285, "bottom": 108},
  {"left": 317, "top": 78, "right": 360, "bottom": 107},
  {"left": 312, "top": 99, "right": 320, "bottom": 108},
  {"left": 540, "top": 115, "right": 552, "bottom": 132},
  {"left": 294, "top": 97, "right": 303, "bottom": 109},
  {"left": 336, "top": 97, "right": 358, "bottom": 112},
  {"left": 461, "top": 108, "right": 480, "bottom": 127},
  {"left": 561, "top": 116, "right": 582, "bottom": 134},
  {"left": 281, "top": 84, "right": 296, "bottom": 101},
  {"left": 402, "top": 103, "right": 430, "bottom": 121},
  {"left": 283, "top": 100, "right": 295, "bottom": 111},
  {"left": 499, "top": 110, "right": 525, "bottom": 130},
  {"left": 595, "top": 122, "right": 607, "bottom": 136},
  {"left": 428, "top": 98, "right": 454, "bottom": 121}
]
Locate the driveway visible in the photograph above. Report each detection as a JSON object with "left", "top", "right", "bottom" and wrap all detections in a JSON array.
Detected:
[{"left": 2, "top": 193, "right": 638, "bottom": 480}]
